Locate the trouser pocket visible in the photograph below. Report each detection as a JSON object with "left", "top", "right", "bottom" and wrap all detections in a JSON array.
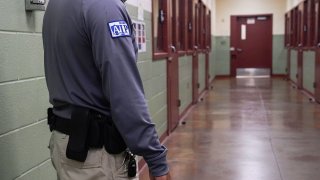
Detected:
[{"left": 55, "top": 131, "right": 103, "bottom": 169}]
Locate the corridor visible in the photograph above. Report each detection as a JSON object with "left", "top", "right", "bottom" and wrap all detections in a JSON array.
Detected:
[{"left": 141, "top": 78, "right": 320, "bottom": 180}]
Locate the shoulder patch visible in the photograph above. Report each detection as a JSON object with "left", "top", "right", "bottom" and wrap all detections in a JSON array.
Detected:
[{"left": 108, "top": 21, "right": 130, "bottom": 38}]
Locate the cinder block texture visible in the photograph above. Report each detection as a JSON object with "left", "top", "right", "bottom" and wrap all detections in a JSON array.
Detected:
[
  {"left": 15, "top": 160, "right": 57, "bottom": 180},
  {"left": 0, "top": 0, "right": 44, "bottom": 32},
  {"left": 0, "top": 121, "right": 51, "bottom": 180},
  {"left": 0, "top": 79, "right": 49, "bottom": 135},
  {"left": 0, "top": 33, "right": 44, "bottom": 82}
]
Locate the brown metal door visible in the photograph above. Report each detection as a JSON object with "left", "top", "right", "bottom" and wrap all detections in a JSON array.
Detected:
[
  {"left": 192, "top": 0, "right": 200, "bottom": 104},
  {"left": 230, "top": 15, "right": 272, "bottom": 76},
  {"left": 167, "top": 0, "right": 179, "bottom": 132}
]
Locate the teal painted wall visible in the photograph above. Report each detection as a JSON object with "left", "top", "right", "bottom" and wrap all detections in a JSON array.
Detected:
[
  {"left": 213, "top": 35, "right": 287, "bottom": 75},
  {"left": 303, "top": 51, "right": 316, "bottom": 94},
  {"left": 273, "top": 35, "right": 287, "bottom": 74},
  {"left": 179, "top": 55, "right": 193, "bottom": 115},
  {"left": 198, "top": 53, "right": 206, "bottom": 93},
  {"left": 0, "top": 0, "right": 54, "bottom": 179},
  {"left": 214, "top": 36, "right": 230, "bottom": 75},
  {"left": 210, "top": 36, "right": 216, "bottom": 82},
  {"left": 290, "top": 50, "right": 298, "bottom": 84}
]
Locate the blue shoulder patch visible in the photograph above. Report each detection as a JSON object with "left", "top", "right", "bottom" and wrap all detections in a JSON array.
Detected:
[{"left": 108, "top": 21, "right": 130, "bottom": 38}]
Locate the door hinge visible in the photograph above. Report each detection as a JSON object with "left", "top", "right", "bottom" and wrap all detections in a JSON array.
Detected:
[
  {"left": 177, "top": 99, "right": 181, "bottom": 107},
  {"left": 296, "top": 74, "right": 298, "bottom": 79},
  {"left": 314, "top": 82, "right": 317, "bottom": 88},
  {"left": 285, "top": 68, "right": 288, "bottom": 73},
  {"left": 197, "top": 83, "right": 200, "bottom": 88}
]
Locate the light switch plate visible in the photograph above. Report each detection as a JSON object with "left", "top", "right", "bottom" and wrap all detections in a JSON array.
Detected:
[{"left": 25, "top": 0, "right": 46, "bottom": 11}]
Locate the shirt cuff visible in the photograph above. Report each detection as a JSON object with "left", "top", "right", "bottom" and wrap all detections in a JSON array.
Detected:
[{"left": 145, "top": 146, "right": 169, "bottom": 177}]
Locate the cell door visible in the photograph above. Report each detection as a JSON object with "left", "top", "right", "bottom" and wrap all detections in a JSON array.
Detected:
[
  {"left": 230, "top": 15, "right": 273, "bottom": 77},
  {"left": 167, "top": 0, "right": 180, "bottom": 132},
  {"left": 192, "top": 0, "right": 200, "bottom": 104},
  {"left": 314, "top": 0, "right": 320, "bottom": 102}
]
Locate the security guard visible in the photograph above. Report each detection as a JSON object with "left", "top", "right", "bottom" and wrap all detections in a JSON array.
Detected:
[{"left": 43, "top": 0, "right": 170, "bottom": 179}]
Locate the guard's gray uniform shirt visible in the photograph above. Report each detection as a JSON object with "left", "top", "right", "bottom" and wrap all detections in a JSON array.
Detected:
[{"left": 43, "top": 0, "right": 169, "bottom": 176}]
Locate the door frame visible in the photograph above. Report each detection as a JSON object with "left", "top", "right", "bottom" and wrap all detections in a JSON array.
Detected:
[
  {"left": 167, "top": 0, "right": 180, "bottom": 133},
  {"left": 315, "top": 49, "right": 320, "bottom": 102},
  {"left": 192, "top": 0, "right": 200, "bottom": 104},
  {"left": 230, "top": 14, "right": 273, "bottom": 77}
]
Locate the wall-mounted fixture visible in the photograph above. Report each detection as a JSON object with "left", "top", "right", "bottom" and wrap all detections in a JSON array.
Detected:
[{"left": 25, "top": 0, "right": 46, "bottom": 11}]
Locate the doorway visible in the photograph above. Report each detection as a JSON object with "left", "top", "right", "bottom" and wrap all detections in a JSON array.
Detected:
[{"left": 230, "top": 15, "right": 273, "bottom": 77}]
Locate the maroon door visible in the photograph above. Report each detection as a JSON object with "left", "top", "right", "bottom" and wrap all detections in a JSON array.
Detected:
[
  {"left": 167, "top": 0, "right": 180, "bottom": 132},
  {"left": 230, "top": 15, "right": 272, "bottom": 76},
  {"left": 192, "top": 0, "right": 200, "bottom": 104}
]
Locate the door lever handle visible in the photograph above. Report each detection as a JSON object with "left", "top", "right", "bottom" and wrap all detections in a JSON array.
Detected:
[
  {"left": 318, "top": 43, "right": 320, "bottom": 47},
  {"left": 170, "top": 45, "right": 176, "bottom": 53}
]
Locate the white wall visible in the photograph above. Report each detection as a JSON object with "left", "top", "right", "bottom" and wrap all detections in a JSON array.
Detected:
[
  {"left": 212, "top": 0, "right": 216, "bottom": 35},
  {"left": 286, "top": 0, "right": 304, "bottom": 11},
  {"left": 126, "top": 0, "right": 151, "bottom": 12},
  {"left": 215, "top": 0, "right": 287, "bottom": 36}
]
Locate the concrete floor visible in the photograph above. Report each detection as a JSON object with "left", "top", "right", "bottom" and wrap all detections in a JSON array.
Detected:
[{"left": 140, "top": 78, "right": 320, "bottom": 180}]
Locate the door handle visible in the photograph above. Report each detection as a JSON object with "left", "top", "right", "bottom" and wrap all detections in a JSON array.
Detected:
[
  {"left": 168, "top": 57, "right": 173, "bottom": 62},
  {"left": 170, "top": 45, "right": 176, "bottom": 53},
  {"left": 318, "top": 43, "right": 320, "bottom": 47},
  {"left": 237, "top": 48, "right": 243, "bottom": 52},
  {"left": 194, "top": 45, "right": 198, "bottom": 50}
]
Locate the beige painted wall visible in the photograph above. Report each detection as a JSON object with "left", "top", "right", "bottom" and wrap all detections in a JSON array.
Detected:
[
  {"left": 215, "top": 0, "right": 287, "bottom": 36},
  {"left": 287, "top": 0, "right": 304, "bottom": 11},
  {"left": 126, "top": 0, "right": 213, "bottom": 12},
  {"left": 212, "top": 0, "right": 217, "bottom": 35}
]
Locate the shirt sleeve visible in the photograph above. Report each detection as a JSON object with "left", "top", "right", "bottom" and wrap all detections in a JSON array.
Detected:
[{"left": 82, "top": 0, "right": 169, "bottom": 176}]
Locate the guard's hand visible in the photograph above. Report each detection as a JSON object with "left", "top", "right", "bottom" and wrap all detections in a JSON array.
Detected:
[{"left": 149, "top": 173, "right": 171, "bottom": 180}]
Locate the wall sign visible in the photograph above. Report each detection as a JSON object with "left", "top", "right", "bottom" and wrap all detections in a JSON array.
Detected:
[{"left": 133, "top": 21, "right": 146, "bottom": 52}]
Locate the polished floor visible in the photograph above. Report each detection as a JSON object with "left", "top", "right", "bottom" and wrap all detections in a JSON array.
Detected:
[{"left": 140, "top": 78, "right": 320, "bottom": 180}]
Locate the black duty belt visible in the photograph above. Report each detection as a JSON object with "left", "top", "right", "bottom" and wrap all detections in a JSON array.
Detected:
[{"left": 48, "top": 113, "right": 71, "bottom": 135}]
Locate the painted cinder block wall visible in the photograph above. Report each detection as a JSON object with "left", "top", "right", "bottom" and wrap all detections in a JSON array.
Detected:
[
  {"left": 0, "top": 0, "right": 55, "bottom": 179},
  {"left": 0, "top": 0, "right": 215, "bottom": 179}
]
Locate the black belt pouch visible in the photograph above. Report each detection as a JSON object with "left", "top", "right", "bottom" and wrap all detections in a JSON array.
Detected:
[
  {"left": 104, "top": 120, "right": 127, "bottom": 154},
  {"left": 66, "top": 107, "right": 90, "bottom": 162}
]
